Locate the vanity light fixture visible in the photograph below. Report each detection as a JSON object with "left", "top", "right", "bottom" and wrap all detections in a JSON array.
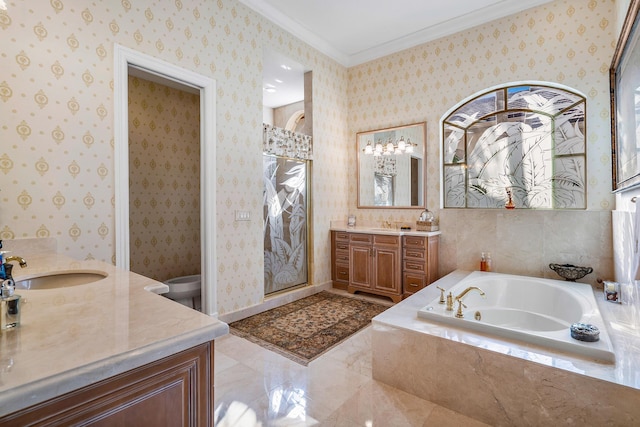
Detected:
[
  {"left": 363, "top": 136, "right": 416, "bottom": 156},
  {"left": 0, "top": 0, "right": 6, "bottom": 10}
]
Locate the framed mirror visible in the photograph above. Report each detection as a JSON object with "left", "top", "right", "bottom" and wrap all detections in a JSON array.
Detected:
[
  {"left": 357, "top": 122, "right": 426, "bottom": 208},
  {"left": 611, "top": 0, "right": 640, "bottom": 192}
]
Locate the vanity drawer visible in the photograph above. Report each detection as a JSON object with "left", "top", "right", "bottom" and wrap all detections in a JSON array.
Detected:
[
  {"left": 335, "top": 241, "right": 349, "bottom": 251},
  {"left": 404, "top": 260, "right": 425, "bottom": 272},
  {"left": 335, "top": 249, "right": 349, "bottom": 263},
  {"left": 350, "top": 233, "right": 373, "bottom": 244},
  {"left": 335, "top": 264, "right": 350, "bottom": 282},
  {"left": 403, "top": 236, "right": 426, "bottom": 249},
  {"left": 403, "top": 272, "right": 426, "bottom": 294},
  {"left": 335, "top": 232, "right": 350, "bottom": 241},
  {"left": 374, "top": 235, "right": 399, "bottom": 245},
  {"left": 403, "top": 247, "right": 425, "bottom": 260}
]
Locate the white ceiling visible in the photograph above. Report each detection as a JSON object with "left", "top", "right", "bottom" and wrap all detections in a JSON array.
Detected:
[{"left": 255, "top": 0, "right": 555, "bottom": 107}]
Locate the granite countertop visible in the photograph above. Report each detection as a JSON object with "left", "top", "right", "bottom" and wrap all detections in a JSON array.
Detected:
[
  {"left": 0, "top": 241, "right": 228, "bottom": 417},
  {"left": 374, "top": 270, "right": 640, "bottom": 391}
]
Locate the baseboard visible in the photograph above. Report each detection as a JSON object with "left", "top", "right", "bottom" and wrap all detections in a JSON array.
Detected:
[{"left": 218, "top": 280, "right": 332, "bottom": 324}]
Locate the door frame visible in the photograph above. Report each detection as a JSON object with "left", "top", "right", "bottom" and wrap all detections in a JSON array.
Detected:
[{"left": 113, "top": 44, "right": 218, "bottom": 317}]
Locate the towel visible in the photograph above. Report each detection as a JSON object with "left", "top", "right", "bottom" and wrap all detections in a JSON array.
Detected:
[{"left": 634, "top": 199, "right": 640, "bottom": 280}]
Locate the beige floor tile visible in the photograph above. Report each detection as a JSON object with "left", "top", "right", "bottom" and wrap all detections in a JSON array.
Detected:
[{"left": 215, "top": 316, "right": 486, "bottom": 426}]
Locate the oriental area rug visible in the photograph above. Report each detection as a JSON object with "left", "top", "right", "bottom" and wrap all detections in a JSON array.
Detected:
[{"left": 229, "top": 291, "right": 389, "bottom": 366}]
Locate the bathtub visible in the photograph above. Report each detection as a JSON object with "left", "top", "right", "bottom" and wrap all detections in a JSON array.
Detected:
[{"left": 417, "top": 271, "right": 615, "bottom": 363}]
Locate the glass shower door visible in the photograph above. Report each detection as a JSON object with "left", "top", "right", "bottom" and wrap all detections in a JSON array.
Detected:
[{"left": 263, "top": 154, "right": 308, "bottom": 295}]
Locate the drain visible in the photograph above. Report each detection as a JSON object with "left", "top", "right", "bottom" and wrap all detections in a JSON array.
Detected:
[{"left": 474, "top": 311, "right": 482, "bottom": 321}]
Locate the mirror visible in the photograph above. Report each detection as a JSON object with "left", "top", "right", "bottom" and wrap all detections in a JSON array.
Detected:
[{"left": 357, "top": 122, "right": 426, "bottom": 208}]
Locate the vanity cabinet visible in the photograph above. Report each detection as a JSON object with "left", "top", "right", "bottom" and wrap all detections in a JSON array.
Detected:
[
  {"left": 0, "top": 341, "right": 215, "bottom": 427},
  {"left": 402, "top": 235, "right": 439, "bottom": 298},
  {"left": 346, "top": 233, "right": 403, "bottom": 303},
  {"left": 331, "top": 230, "right": 439, "bottom": 302}
]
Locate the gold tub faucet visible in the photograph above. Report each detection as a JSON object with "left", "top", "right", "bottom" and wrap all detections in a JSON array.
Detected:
[{"left": 454, "top": 286, "right": 486, "bottom": 318}]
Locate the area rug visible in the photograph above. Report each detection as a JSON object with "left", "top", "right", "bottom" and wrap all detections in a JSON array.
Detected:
[{"left": 229, "top": 291, "right": 389, "bottom": 366}]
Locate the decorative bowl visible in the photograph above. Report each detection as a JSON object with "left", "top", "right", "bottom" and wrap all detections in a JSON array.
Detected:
[{"left": 549, "top": 263, "right": 593, "bottom": 281}]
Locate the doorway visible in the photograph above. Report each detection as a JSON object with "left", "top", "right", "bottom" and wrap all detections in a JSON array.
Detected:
[{"left": 113, "top": 44, "right": 218, "bottom": 317}]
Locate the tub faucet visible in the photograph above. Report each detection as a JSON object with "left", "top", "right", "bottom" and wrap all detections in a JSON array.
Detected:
[{"left": 454, "top": 286, "right": 486, "bottom": 318}]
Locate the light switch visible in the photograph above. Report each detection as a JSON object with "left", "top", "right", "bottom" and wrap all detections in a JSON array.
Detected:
[{"left": 235, "top": 210, "right": 250, "bottom": 221}]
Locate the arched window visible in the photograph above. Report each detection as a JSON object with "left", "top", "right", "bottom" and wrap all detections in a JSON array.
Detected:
[{"left": 442, "top": 83, "right": 586, "bottom": 209}]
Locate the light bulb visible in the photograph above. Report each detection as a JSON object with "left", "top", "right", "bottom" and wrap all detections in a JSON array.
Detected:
[{"left": 397, "top": 137, "right": 406, "bottom": 151}]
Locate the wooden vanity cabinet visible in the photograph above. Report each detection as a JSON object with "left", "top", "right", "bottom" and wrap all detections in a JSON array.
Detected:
[
  {"left": 0, "top": 341, "right": 215, "bottom": 427},
  {"left": 331, "top": 231, "right": 439, "bottom": 302},
  {"left": 347, "top": 233, "right": 402, "bottom": 303},
  {"left": 402, "top": 235, "right": 439, "bottom": 298}
]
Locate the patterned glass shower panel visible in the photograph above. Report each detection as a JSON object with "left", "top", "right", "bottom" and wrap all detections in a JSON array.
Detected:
[{"left": 263, "top": 155, "right": 308, "bottom": 295}]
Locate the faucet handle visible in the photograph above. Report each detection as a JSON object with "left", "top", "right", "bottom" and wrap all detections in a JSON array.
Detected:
[
  {"left": 455, "top": 300, "right": 467, "bottom": 319},
  {"left": 436, "top": 286, "right": 446, "bottom": 304}
]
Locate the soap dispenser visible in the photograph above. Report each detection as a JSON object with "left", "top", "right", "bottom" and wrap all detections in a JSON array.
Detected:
[{"left": 1, "top": 275, "right": 21, "bottom": 330}]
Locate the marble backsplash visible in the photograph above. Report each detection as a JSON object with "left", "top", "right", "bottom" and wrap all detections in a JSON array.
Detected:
[{"left": 437, "top": 209, "right": 613, "bottom": 287}]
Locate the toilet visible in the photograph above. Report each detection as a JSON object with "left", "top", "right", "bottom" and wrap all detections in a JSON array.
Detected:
[{"left": 163, "top": 275, "right": 201, "bottom": 310}]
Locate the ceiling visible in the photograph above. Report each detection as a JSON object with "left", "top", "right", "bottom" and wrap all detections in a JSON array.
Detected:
[{"left": 255, "top": 0, "right": 554, "bottom": 108}]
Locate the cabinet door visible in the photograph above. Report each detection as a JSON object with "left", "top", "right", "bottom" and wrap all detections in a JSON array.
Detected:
[
  {"left": 350, "top": 244, "right": 372, "bottom": 288},
  {"left": 1, "top": 342, "right": 214, "bottom": 427},
  {"left": 372, "top": 245, "right": 400, "bottom": 294},
  {"left": 426, "top": 236, "right": 440, "bottom": 285}
]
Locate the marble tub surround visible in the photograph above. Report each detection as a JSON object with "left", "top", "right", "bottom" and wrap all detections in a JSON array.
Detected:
[
  {"left": 0, "top": 243, "right": 228, "bottom": 417},
  {"left": 372, "top": 270, "right": 640, "bottom": 425}
]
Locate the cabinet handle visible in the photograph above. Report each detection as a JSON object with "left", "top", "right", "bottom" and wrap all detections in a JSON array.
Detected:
[{"left": 339, "top": 271, "right": 348, "bottom": 276}]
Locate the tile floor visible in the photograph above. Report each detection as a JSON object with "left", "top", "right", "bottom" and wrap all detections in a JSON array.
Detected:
[{"left": 214, "top": 321, "right": 489, "bottom": 426}]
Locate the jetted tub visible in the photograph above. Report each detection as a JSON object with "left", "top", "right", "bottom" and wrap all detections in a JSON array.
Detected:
[{"left": 417, "top": 271, "right": 615, "bottom": 363}]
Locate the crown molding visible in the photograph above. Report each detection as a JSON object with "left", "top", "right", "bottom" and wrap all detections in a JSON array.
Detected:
[{"left": 239, "top": 0, "right": 554, "bottom": 68}]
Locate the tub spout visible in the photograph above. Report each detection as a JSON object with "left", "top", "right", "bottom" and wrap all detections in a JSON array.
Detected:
[{"left": 454, "top": 286, "right": 486, "bottom": 318}]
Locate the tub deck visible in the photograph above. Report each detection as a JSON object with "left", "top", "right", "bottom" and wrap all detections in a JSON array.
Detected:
[
  {"left": 417, "top": 271, "right": 615, "bottom": 362},
  {"left": 372, "top": 270, "right": 640, "bottom": 426}
]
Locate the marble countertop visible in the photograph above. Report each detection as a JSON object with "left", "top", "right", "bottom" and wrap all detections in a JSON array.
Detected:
[
  {"left": 373, "top": 270, "right": 640, "bottom": 391},
  {"left": 330, "top": 224, "right": 441, "bottom": 237},
  {"left": 0, "top": 240, "right": 228, "bottom": 417}
]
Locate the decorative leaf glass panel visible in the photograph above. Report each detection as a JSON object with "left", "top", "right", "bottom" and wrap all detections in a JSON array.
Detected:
[
  {"left": 442, "top": 84, "right": 586, "bottom": 209},
  {"left": 263, "top": 154, "right": 308, "bottom": 295}
]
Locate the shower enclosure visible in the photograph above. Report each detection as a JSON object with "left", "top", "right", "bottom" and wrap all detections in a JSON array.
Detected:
[{"left": 262, "top": 125, "right": 312, "bottom": 295}]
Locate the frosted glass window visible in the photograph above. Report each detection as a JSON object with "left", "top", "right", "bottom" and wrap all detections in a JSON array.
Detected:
[{"left": 442, "top": 84, "right": 586, "bottom": 209}]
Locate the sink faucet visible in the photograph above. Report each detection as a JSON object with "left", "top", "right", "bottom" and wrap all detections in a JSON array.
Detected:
[
  {"left": 4, "top": 256, "right": 27, "bottom": 268},
  {"left": 454, "top": 286, "right": 486, "bottom": 318},
  {"left": 381, "top": 220, "right": 392, "bottom": 229},
  {"left": 2, "top": 256, "right": 28, "bottom": 283}
]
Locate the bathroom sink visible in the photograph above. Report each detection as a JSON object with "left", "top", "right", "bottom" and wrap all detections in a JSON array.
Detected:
[{"left": 14, "top": 271, "right": 108, "bottom": 290}]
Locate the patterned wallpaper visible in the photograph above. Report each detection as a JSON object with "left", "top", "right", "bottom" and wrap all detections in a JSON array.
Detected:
[
  {"left": 128, "top": 75, "right": 201, "bottom": 283},
  {"left": 0, "top": 0, "right": 350, "bottom": 316},
  {"left": 0, "top": 0, "right": 622, "bottom": 315}
]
